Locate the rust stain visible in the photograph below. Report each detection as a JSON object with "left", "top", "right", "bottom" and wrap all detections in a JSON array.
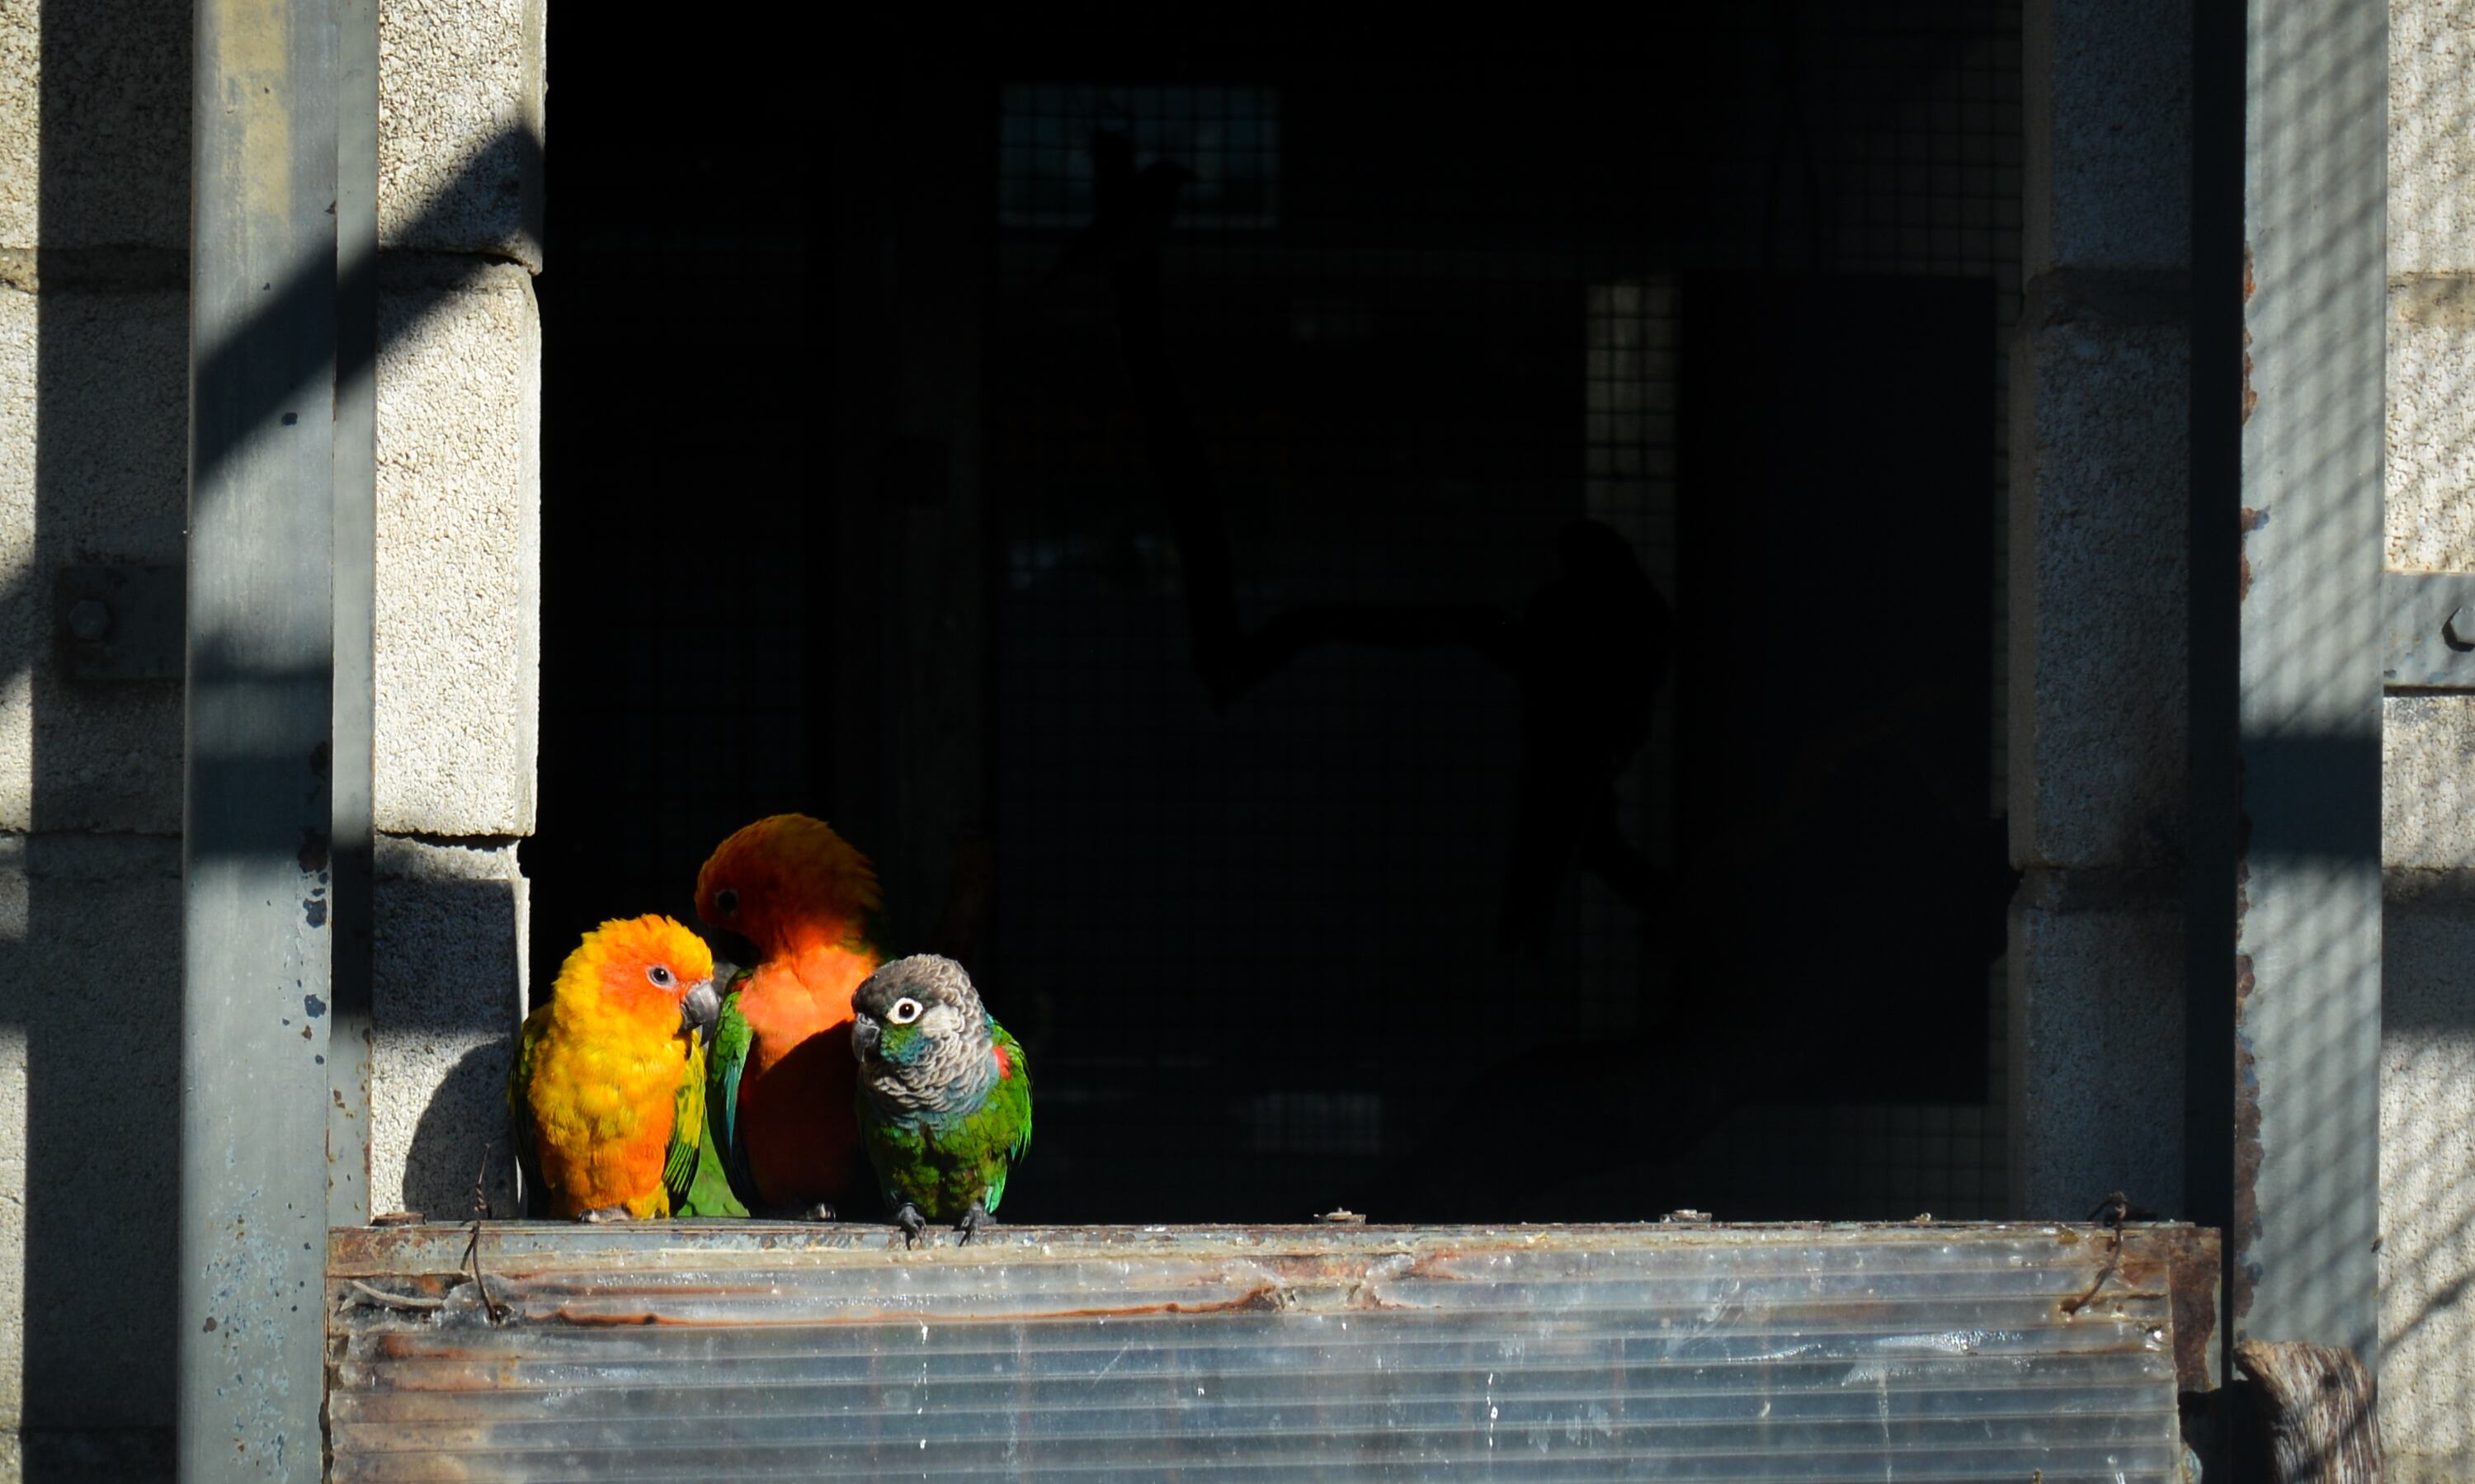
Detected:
[
  {"left": 548, "top": 1284, "right": 1292, "bottom": 1329},
  {"left": 349, "top": 1358, "right": 526, "bottom": 1393},
  {"left": 2242, "top": 245, "right": 2259, "bottom": 425},
  {"left": 2231, "top": 1022, "right": 2263, "bottom": 1326},
  {"left": 2237, "top": 507, "right": 2268, "bottom": 603},
  {"left": 2113, "top": 1246, "right": 2170, "bottom": 1293},
  {"left": 1397, "top": 1252, "right": 1475, "bottom": 1282},
  {"left": 2232, "top": 816, "right": 2263, "bottom": 1330},
  {"left": 2242, "top": 328, "right": 2257, "bottom": 425},
  {"left": 2160, "top": 1227, "right": 2223, "bottom": 1393}
]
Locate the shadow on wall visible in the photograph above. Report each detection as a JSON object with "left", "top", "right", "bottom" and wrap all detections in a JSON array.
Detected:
[
  {"left": 2381, "top": 869, "right": 2475, "bottom": 1450},
  {"left": 374, "top": 863, "right": 525, "bottom": 1220},
  {"left": 403, "top": 1044, "right": 519, "bottom": 1220},
  {"left": 12, "top": 7, "right": 192, "bottom": 1478},
  {"left": 5, "top": 6, "right": 540, "bottom": 1476}
]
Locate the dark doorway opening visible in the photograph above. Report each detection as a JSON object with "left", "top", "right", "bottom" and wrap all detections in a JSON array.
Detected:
[{"left": 534, "top": 10, "right": 2020, "bottom": 1227}]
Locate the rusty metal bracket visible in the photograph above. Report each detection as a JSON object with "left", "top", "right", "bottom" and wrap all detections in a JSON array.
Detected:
[
  {"left": 2379, "top": 570, "right": 2475, "bottom": 690},
  {"left": 54, "top": 564, "right": 183, "bottom": 681}
]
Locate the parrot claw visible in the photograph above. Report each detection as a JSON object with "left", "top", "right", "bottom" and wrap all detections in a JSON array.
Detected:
[
  {"left": 893, "top": 1203, "right": 927, "bottom": 1249},
  {"left": 575, "top": 1205, "right": 631, "bottom": 1224},
  {"left": 955, "top": 1204, "right": 996, "bottom": 1246}
]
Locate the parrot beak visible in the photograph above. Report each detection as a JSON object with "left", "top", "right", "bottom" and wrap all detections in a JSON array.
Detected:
[
  {"left": 679, "top": 979, "right": 720, "bottom": 1046},
  {"left": 851, "top": 1013, "right": 880, "bottom": 1063}
]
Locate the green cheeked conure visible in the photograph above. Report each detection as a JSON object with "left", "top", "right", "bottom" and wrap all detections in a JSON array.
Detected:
[{"left": 851, "top": 955, "right": 1032, "bottom": 1247}]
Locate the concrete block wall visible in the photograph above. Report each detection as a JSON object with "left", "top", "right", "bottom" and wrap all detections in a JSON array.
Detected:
[
  {"left": 2009, "top": 0, "right": 2194, "bottom": 1221},
  {"left": 371, "top": 247, "right": 541, "bottom": 1226},
  {"left": 0, "top": 0, "right": 542, "bottom": 1476},
  {"left": 2383, "top": 2, "right": 2475, "bottom": 1463}
]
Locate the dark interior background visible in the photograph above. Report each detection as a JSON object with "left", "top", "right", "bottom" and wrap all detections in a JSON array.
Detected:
[{"left": 530, "top": 10, "right": 2023, "bottom": 1227}]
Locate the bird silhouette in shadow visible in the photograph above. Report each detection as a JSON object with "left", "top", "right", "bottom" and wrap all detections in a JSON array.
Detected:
[{"left": 1041, "top": 129, "right": 1195, "bottom": 290}]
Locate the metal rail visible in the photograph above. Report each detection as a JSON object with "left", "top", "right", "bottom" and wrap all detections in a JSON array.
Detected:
[{"left": 2230, "top": 0, "right": 2388, "bottom": 1364}]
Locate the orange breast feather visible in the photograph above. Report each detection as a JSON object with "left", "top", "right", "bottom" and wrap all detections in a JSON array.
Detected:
[
  {"left": 735, "top": 942, "right": 879, "bottom": 1208},
  {"left": 526, "top": 992, "right": 687, "bottom": 1218}
]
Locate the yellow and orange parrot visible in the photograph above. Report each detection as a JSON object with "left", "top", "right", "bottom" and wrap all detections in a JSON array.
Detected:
[
  {"left": 507, "top": 915, "right": 741, "bottom": 1220},
  {"left": 695, "top": 815, "right": 887, "bottom": 1219}
]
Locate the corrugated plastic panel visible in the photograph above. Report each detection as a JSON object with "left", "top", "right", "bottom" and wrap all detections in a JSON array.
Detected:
[{"left": 327, "top": 1223, "right": 2209, "bottom": 1482}]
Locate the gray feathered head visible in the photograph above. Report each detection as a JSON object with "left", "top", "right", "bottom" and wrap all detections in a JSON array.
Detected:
[{"left": 851, "top": 954, "right": 993, "bottom": 1107}]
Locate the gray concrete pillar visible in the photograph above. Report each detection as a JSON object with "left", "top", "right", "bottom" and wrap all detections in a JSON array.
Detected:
[
  {"left": 2379, "top": 0, "right": 2475, "bottom": 1458},
  {"left": 2010, "top": 0, "right": 2195, "bottom": 1220},
  {"left": 367, "top": 0, "right": 544, "bottom": 1223}
]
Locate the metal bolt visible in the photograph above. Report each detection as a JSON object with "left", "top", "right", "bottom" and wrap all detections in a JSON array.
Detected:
[
  {"left": 2446, "top": 605, "right": 2475, "bottom": 651},
  {"left": 67, "top": 597, "right": 111, "bottom": 643}
]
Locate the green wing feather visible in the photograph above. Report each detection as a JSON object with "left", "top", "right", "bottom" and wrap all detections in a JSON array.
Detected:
[
  {"left": 672, "top": 1026, "right": 748, "bottom": 1218},
  {"left": 661, "top": 1033, "right": 706, "bottom": 1210},
  {"left": 859, "top": 1015, "right": 1034, "bottom": 1222},
  {"left": 701, "top": 968, "right": 757, "bottom": 1206},
  {"left": 505, "top": 1005, "right": 550, "bottom": 1215},
  {"left": 980, "top": 1020, "right": 1033, "bottom": 1214}
]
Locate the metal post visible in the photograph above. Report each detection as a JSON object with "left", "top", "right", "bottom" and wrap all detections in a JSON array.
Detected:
[
  {"left": 2185, "top": 0, "right": 2242, "bottom": 1382},
  {"left": 182, "top": 0, "right": 339, "bottom": 1477},
  {"left": 2232, "top": 0, "right": 2387, "bottom": 1363},
  {"left": 330, "top": 0, "right": 380, "bottom": 1231}
]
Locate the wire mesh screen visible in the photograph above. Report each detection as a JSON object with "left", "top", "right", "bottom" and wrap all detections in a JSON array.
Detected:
[
  {"left": 998, "top": 84, "right": 1280, "bottom": 231},
  {"left": 528, "top": 28, "right": 827, "bottom": 1009},
  {"left": 972, "top": 7, "right": 2023, "bottom": 1226}
]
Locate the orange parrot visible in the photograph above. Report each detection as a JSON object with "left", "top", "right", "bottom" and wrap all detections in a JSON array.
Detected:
[
  {"left": 695, "top": 814, "right": 887, "bottom": 1218},
  {"left": 506, "top": 915, "right": 732, "bottom": 1220}
]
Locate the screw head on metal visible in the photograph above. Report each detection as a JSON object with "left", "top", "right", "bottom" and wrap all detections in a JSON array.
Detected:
[
  {"left": 2445, "top": 605, "right": 2475, "bottom": 652},
  {"left": 67, "top": 597, "right": 111, "bottom": 643}
]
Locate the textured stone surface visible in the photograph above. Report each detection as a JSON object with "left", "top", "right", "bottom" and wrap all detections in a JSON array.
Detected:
[
  {"left": 375, "top": 264, "right": 540, "bottom": 838},
  {"left": 372, "top": 835, "right": 526, "bottom": 1219},
  {"left": 0, "top": 832, "right": 181, "bottom": 1449},
  {"left": 2388, "top": 277, "right": 2475, "bottom": 570},
  {"left": 2382, "top": 871, "right": 2475, "bottom": 1460},
  {"left": 0, "top": 0, "right": 189, "bottom": 252},
  {"left": 0, "top": 284, "right": 188, "bottom": 836},
  {"left": 5, "top": 2, "right": 544, "bottom": 1471},
  {"left": 1, "top": 284, "right": 28, "bottom": 835},
  {"left": 2392, "top": 1, "right": 2475, "bottom": 276},
  {"left": 2009, "top": 311, "right": 2191, "bottom": 870},
  {"left": 2385, "top": 18, "right": 2475, "bottom": 1430},
  {"left": 2024, "top": 0, "right": 2193, "bottom": 275},
  {"left": 2007, "top": 883, "right": 2185, "bottom": 1218},
  {"left": 2386, "top": 695, "right": 2475, "bottom": 869},
  {"left": 2391, "top": 1453, "right": 2475, "bottom": 1484},
  {"left": 379, "top": 0, "right": 544, "bottom": 266}
]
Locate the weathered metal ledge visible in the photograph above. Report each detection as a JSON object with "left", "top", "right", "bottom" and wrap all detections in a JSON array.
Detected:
[{"left": 328, "top": 1221, "right": 2218, "bottom": 1481}]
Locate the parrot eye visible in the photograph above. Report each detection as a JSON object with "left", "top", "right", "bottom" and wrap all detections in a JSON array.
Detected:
[
  {"left": 714, "top": 888, "right": 739, "bottom": 917},
  {"left": 887, "top": 996, "right": 924, "bottom": 1025},
  {"left": 646, "top": 964, "right": 675, "bottom": 989}
]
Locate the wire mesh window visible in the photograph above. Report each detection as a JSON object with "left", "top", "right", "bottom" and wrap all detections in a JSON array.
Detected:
[
  {"left": 999, "top": 85, "right": 1280, "bottom": 230},
  {"left": 535, "top": 8, "right": 2025, "bottom": 1232},
  {"left": 982, "top": 8, "right": 2024, "bottom": 1225}
]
